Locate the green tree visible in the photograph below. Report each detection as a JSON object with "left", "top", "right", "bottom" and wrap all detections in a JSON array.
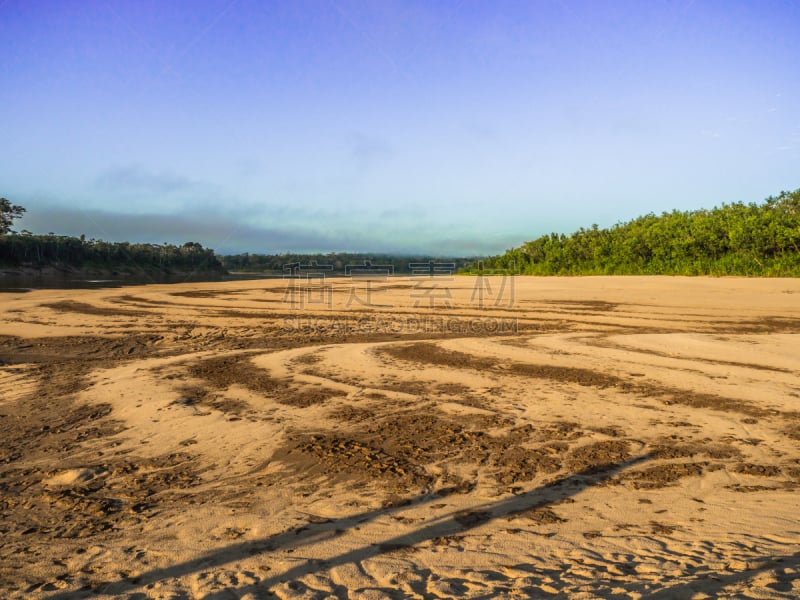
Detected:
[
  {"left": 464, "top": 188, "right": 800, "bottom": 277},
  {"left": 0, "top": 198, "right": 26, "bottom": 234}
]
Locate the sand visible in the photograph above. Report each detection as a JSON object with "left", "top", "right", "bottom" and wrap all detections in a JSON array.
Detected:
[{"left": 1, "top": 275, "right": 799, "bottom": 599}]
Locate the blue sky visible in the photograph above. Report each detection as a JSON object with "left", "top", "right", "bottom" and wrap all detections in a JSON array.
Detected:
[{"left": 2, "top": 0, "right": 798, "bottom": 255}]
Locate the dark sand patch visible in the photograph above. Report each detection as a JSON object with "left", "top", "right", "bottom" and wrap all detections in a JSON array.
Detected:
[
  {"left": 724, "top": 317, "right": 800, "bottom": 334},
  {"left": 590, "top": 337, "right": 793, "bottom": 374},
  {"left": 381, "top": 342, "right": 770, "bottom": 418},
  {"left": 169, "top": 289, "right": 248, "bottom": 298},
  {"left": 566, "top": 441, "right": 632, "bottom": 474},
  {"left": 280, "top": 404, "right": 643, "bottom": 492},
  {"left": 649, "top": 441, "right": 742, "bottom": 460},
  {"left": 614, "top": 462, "right": 709, "bottom": 489},
  {"left": 732, "top": 463, "right": 782, "bottom": 477},
  {"left": 185, "top": 355, "right": 346, "bottom": 409},
  {"left": 41, "top": 300, "right": 150, "bottom": 317}
]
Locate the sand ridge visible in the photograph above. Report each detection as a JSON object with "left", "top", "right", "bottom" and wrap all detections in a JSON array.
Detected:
[{"left": 1, "top": 276, "right": 800, "bottom": 598}]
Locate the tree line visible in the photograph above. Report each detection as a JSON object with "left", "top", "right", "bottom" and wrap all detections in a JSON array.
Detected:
[
  {"left": 221, "top": 252, "right": 479, "bottom": 274},
  {"left": 0, "top": 233, "right": 224, "bottom": 274},
  {"left": 464, "top": 189, "right": 800, "bottom": 276},
  {"left": 6, "top": 189, "right": 799, "bottom": 278},
  {"left": 0, "top": 198, "right": 225, "bottom": 274}
]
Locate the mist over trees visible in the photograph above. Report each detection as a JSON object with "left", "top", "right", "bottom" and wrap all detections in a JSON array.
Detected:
[
  {"left": 466, "top": 189, "right": 800, "bottom": 277},
  {"left": 6, "top": 189, "right": 800, "bottom": 278},
  {"left": 0, "top": 233, "right": 225, "bottom": 274},
  {"left": 0, "top": 200, "right": 224, "bottom": 274}
]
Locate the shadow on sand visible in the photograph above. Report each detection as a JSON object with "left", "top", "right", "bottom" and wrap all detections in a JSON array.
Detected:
[{"left": 48, "top": 455, "right": 656, "bottom": 599}]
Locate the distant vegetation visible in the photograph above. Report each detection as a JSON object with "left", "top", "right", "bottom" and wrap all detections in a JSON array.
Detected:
[
  {"left": 0, "top": 234, "right": 225, "bottom": 275},
  {"left": 0, "top": 200, "right": 224, "bottom": 275},
  {"left": 465, "top": 189, "right": 800, "bottom": 276},
  {"left": 6, "top": 189, "right": 800, "bottom": 279},
  {"left": 221, "top": 253, "right": 479, "bottom": 274}
]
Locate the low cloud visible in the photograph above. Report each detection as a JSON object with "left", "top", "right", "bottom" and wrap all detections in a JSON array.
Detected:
[
  {"left": 17, "top": 205, "right": 516, "bottom": 256},
  {"left": 18, "top": 206, "right": 349, "bottom": 254}
]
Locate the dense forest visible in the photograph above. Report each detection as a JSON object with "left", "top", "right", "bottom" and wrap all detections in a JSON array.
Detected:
[
  {"left": 221, "top": 253, "right": 478, "bottom": 275},
  {"left": 0, "top": 198, "right": 225, "bottom": 275},
  {"left": 465, "top": 189, "right": 800, "bottom": 276},
  {"left": 0, "top": 234, "right": 225, "bottom": 274}
]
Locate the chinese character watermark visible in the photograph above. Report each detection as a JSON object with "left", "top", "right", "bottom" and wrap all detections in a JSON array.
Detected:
[{"left": 276, "top": 258, "right": 517, "bottom": 312}]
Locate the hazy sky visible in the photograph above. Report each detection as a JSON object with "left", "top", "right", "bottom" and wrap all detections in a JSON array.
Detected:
[{"left": 2, "top": 0, "right": 798, "bottom": 255}]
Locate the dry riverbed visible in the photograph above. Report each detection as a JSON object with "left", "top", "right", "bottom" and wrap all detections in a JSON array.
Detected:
[{"left": 1, "top": 275, "right": 800, "bottom": 599}]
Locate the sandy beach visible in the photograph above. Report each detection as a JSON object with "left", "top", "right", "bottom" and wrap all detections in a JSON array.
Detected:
[{"left": 2, "top": 275, "right": 800, "bottom": 599}]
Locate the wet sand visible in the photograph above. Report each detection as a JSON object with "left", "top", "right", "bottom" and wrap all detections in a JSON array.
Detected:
[{"left": 1, "top": 275, "right": 800, "bottom": 598}]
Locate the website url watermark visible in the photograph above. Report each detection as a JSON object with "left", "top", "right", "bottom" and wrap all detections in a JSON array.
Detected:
[{"left": 281, "top": 316, "right": 519, "bottom": 335}]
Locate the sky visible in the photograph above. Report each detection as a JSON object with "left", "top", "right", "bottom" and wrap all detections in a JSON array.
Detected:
[{"left": 1, "top": 0, "right": 799, "bottom": 255}]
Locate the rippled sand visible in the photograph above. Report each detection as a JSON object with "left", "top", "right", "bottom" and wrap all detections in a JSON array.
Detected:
[{"left": 2, "top": 275, "right": 800, "bottom": 599}]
